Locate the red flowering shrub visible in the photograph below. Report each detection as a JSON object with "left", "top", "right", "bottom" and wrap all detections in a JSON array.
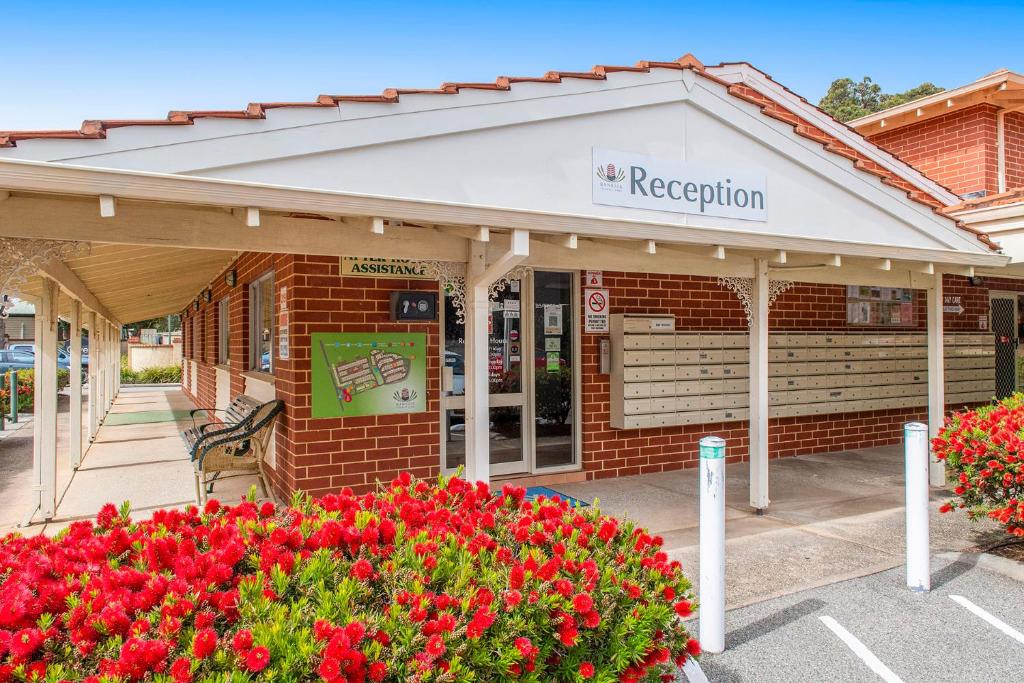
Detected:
[
  {"left": 0, "top": 474, "right": 697, "bottom": 681},
  {"left": 933, "top": 394, "right": 1024, "bottom": 537}
]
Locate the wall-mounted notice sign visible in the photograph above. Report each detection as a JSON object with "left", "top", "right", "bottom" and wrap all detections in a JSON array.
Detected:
[
  {"left": 278, "top": 286, "right": 290, "bottom": 360},
  {"left": 312, "top": 332, "right": 426, "bottom": 418},
  {"left": 585, "top": 289, "right": 609, "bottom": 333},
  {"left": 592, "top": 148, "right": 768, "bottom": 222},
  {"left": 342, "top": 257, "right": 432, "bottom": 279}
]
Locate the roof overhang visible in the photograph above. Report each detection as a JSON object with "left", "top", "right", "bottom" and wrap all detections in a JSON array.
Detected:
[
  {"left": 850, "top": 70, "right": 1024, "bottom": 135},
  {"left": 0, "top": 158, "right": 1009, "bottom": 268}
]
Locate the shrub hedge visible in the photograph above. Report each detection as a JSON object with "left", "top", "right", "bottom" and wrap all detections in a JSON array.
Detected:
[
  {"left": 0, "top": 474, "right": 698, "bottom": 682},
  {"left": 120, "top": 359, "right": 182, "bottom": 385},
  {"left": 934, "top": 394, "right": 1024, "bottom": 537}
]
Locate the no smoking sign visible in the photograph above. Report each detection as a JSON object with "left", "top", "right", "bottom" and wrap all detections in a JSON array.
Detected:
[{"left": 585, "top": 288, "right": 609, "bottom": 333}]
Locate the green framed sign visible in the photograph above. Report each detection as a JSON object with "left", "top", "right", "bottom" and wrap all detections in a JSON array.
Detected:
[{"left": 311, "top": 332, "right": 427, "bottom": 418}]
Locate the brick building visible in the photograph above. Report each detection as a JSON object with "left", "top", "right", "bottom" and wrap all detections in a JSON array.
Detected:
[
  {"left": 0, "top": 55, "right": 1014, "bottom": 516},
  {"left": 853, "top": 69, "right": 1024, "bottom": 403}
]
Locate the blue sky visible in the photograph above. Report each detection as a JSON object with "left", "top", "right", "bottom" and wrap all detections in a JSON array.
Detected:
[{"left": 1, "top": 1, "right": 1021, "bottom": 130}]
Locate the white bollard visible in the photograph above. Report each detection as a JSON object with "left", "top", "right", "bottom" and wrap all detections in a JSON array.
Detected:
[
  {"left": 698, "top": 435, "right": 726, "bottom": 653},
  {"left": 904, "top": 422, "right": 931, "bottom": 592}
]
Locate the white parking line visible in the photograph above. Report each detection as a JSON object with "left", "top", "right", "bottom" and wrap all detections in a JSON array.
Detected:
[
  {"left": 819, "top": 616, "right": 904, "bottom": 683},
  {"left": 950, "top": 595, "right": 1024, "bottom": 645}
]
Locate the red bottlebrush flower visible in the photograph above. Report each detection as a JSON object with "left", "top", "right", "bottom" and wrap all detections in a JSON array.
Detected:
[
  {"left": 245, "top": 646, "right": 271, "bottom": 672},
  {"left": 350, "top": 559, "right": 373, "bottom": 580},
  {"left": 663, "top": 586, "right": 675, "bottom": 601},
  {"left": 572, "top": 593, "right": 594, "bottom": 613},
  {"left": 425, "top": 634, "right": 446, "bottom": 658},
  {"left": 579, "top": 661, "right": 595, "bottom": 679},
  {"left": 674, "top": 600, "right": 693, "bottom": 617},
  {"left": 318, "top": 656, "right": 341, "bottom": 680},
  {"left": 514, "top": 636, "right": 533, "bottom": 658},
  {"left": 203, "top": 499, "right": 221, "bottom": 515},
  {"left": 232, "top": 629, "right": 254, "bottom": 652},
  {"left": 939, "top": 503, "right": 953, "bottom": 514},
  {"left": 259, "top": 501, "right": 276, "bottom": 517},
  {"left": 192, "top": 628, "right": 218, "bottom": 659},
  {"left": 10, "top": 628, "right": 42, "bottom": 658},
  {"left": 583, "top": 610, "right": 601, "bottom": 628},
  {"left": 169, "top": 657, "right": 192, "bottom": 682},
  {"left": 686, "top": 638, "right": 702, "bottom": 657},
  {"left": 368, "top": 661, "right": 387, "bottom": 682},
  {"left": 344, "top": 621, "right": 366, "bottom": 645}
]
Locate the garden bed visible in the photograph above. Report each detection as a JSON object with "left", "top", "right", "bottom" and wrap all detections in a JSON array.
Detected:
[{"left": 0, "top": 474, "right": 698, "bottom": 681}]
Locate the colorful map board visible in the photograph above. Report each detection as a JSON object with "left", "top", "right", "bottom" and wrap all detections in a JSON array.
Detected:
[{"left": 311, "top": 332, "right": 427, "bottom": 418}]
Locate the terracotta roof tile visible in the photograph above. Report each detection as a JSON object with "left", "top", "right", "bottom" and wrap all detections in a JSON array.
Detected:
[
  {"left": 944, "top": 187, "right": 1024, "bottom": 213},
  {"left": 0, "top": 52, "right": 994, "bottom": 250}
]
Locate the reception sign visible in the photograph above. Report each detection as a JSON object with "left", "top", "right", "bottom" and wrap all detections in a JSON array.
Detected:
[
  {"left": 592, "top": 147, "right": 768, "bottom": 221},
  {"left": 312, "top": 332, "right": 427, "bottom": 418}
]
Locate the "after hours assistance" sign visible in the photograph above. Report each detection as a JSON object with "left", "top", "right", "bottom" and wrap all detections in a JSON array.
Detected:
[{"left": 592, "top": 147, "right": 767, "bottom": 222}]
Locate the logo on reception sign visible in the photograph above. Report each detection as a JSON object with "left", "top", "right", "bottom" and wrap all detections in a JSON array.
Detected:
[
  {"left": 585, "top": 289, "right": 609, "bottom": 333},
  {"left": 592, "top": 147, "right": 767, "bottom": 222}
]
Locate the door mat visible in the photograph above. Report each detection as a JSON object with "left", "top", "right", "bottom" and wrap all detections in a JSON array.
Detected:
[
  {"left": 103, "top": 409, "right": 193, "bottom": 426},
  {"left": 524, "top": 485, "right": 589, "bottom": 508}
]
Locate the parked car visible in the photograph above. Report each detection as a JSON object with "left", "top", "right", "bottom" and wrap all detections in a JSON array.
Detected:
[
  {"left": 4, "top": 344, "right": 87, "bottom": 369},
  {"left": 0, "top": 350, "right": 37, "bottom": 373}
]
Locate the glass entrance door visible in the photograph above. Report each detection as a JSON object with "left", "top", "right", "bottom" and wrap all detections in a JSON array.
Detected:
[
  {"left": 441, "top": 271, "right": 578, "bottom": 476},
  {"left": 442, "top": 279, "right": 527, "bottom": 476}
]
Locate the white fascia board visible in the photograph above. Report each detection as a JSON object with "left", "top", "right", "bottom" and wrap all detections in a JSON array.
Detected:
[
  {"left": 707, "top": 63, "right": 960, "bottom": 206},
  {"left": 950, "top": 201, "right": 1024, "bottom": 225},
  {"left": 686, "top": 78, "right": 989, "bottom": 254}
]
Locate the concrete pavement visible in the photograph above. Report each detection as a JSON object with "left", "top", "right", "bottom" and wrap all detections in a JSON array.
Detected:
[
  {"left": 556, "top": 446, "right": 1003, "bottom": 608},
  {"left": 690, "top": 553, "right": 1024, "bottom": 682}
]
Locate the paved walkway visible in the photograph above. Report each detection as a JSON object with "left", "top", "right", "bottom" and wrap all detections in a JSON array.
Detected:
[
  {"left": 4, "top": 386, "right": 261, "bottom": 536},
  {"left": 557, "top": 446, "right": 1003, "bottom": 608}
]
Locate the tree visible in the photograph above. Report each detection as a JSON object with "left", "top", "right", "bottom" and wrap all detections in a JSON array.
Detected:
[{"left": 819, "top": 76, "right": 944, "bottom": 122}]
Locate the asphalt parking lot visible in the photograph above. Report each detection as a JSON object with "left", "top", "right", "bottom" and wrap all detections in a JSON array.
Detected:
[{"left": 684, "top": 553, "right": 1024, "bottom": 682}]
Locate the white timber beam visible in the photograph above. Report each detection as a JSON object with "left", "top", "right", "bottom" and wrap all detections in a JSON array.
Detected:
[
  {"left": 447, "top": 226, "right": 490, "bottom": 242},
  {"left": 709, "top": 245, "right": 726, "bottom": 260},
  {"left": 917, "top": 262, "right": 936, "bottom": 275},
  {"left": 749, "top": 258, "right": 770, "bottom": 511},
  {"left": 772, "top": 250, "right": 787, "bottom": 264},
  {"left": 231, "top": 207, "right": 260, "bottom": 227},
  {"left": 87, "top": 311, "right": 100, "bottom": 442},
  {"left": 826, "top": 254, "right": 842, "bottom": 267},
  {"left": 941, "top": 265, "right": 975, "bottom": 278},
  {"left": 37, "top": 258, "right": 119, "bottom": 326},
  {"left": 875, "top": 258, "right": 892, "bottom": 271},
  {"left": 564, "top": 234, "right": 578, "bottom": 249},
  {"left": 69, "top": 299, "right": 83, "bottom": 469},
  {"left": 99, "top": 195, "right": 116, "bottom": 218},
  {"left": 927, "top": 275, "right": 946, "bottom": 487},
  {"left": 371, "top": 217, "right": 385, "bottom": 235},
  {"left": 646, "top": 240, "right": 657, "bottom": 255},
  {"left": 464, "top": 229, "right": 530, "bottom": 487}
]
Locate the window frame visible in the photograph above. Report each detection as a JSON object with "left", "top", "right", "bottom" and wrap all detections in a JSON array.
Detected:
[
  {"left": 217, "top": 297, "right": 230, "bottom": 366},
  {"left": 248, "top": 271, "right": 275, "bottom": 374}
]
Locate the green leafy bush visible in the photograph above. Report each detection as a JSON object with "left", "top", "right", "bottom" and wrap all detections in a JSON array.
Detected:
[
  {"left": 0, "top": 475, "right": 699, "bottom": 681},
  {"left": 121, "top": 358, "right": 182, "bottom": 384}
]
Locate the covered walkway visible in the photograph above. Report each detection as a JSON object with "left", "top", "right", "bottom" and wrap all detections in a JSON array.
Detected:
[{"left": 4, "top": 386, "right": 266, "bottom": 535}]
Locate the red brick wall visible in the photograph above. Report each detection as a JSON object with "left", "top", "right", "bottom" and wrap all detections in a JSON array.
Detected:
[
  {"left": 869, "top": 104, "right": 999, "bottom": 197},
  {"left": 280, "top": 260, "right": 442, "bottom": 497},
  {"left": 1005, "top": 111, "right": 1024, "bottom": 191}
]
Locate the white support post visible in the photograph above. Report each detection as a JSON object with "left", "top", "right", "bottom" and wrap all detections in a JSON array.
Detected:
[
  {"left": 699, "top": 436, "right": 727, "bottom": 653},
  {"left": 97, "top": 319, "right": 107, "bottom": 421},
  {"left": 904, "top": 422, "right": 931, "bottom": 592},
  {"left": 749, "top": 258, "right": 770, "bottom": 511},
  {"left": 38, "top": 278, "right": 59, "bottom": 520},
  {"left": 463, "top": 229, "right": 530, "bottom": 486},
  {"left": 927, "top": 276, "right": 946, "bottom": 486},
  {"left": 87, "top": 311, "right": 99, "bottom": 441},
  {"left": 464, "top": 240, "right": 490, "bottom": 485},
  {"left": 69, "top": 299, "right": 83, "bottom": 469}
]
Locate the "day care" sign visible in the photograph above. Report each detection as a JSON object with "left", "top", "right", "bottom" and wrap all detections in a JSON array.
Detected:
[{"left": 592, "top": 148, "right": 768, "bottom": 222}]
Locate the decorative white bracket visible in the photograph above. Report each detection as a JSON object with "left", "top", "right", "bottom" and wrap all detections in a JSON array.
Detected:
[
  {"left": 0, "top": 238, "right": 91, "bottom": 304},
  {"left": 717, "top": 276, "right": 795, "bottom": 327}
]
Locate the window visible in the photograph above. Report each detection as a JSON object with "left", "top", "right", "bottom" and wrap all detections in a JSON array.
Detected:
[
  {"left": 249, "top": 272, "right": 274, "bottom": 373},
  {"left": 217, "top": 297, "right": 230, "bottom": 366},
  {"left": 191, "top": 316, "right": 200, "bottom": 360}
]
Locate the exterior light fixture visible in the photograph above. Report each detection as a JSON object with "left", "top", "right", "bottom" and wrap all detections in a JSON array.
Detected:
[
  {"left": 225, "top": 269, "right": 237, "bottom": 287},
  {"left": 204, "top": 289, "right": 212, "bottom": 303}
]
